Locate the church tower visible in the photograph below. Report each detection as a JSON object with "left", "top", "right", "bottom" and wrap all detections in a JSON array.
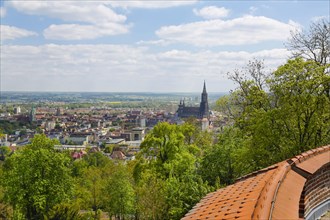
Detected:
[
  {"left": 177, "top": 82, "right": 210, "bottom": 119},
  {"left": 199, "top": 81, "right": 209, "bottom": 118},
  {"left": 30, "top": 106, "right": 36, "bottom": 123}
]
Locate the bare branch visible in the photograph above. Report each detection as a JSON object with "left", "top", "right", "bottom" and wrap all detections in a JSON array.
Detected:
[{"left": 286, "top": 19, "right": 330, "bottom": 65}]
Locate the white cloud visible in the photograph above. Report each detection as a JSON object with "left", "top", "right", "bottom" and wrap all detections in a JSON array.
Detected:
[
  {"left": 43, "top": 23, "right": 129, "bottom": 40},
  {"left": 193, "top": 6, "right": 230, "bottom": 19},
  {"left": 249, "top": 6, "right": 258, "bottom": 15},
  {"left": 0, "top": 7, "right": 6, "bottom": 18},
  {"left": 6, "top": 1, "right": 126, "bottom": 24},
  {"left": 136, "top": 39, "right": 171, "bottom": 46},
  {"left": 107, "top": 1, "right": 197, "bottom": 9},
  {"left": 6, "top": 1, "right": 129, "bottom": 40},
  {"left": 1, "top": 43, "right": 289, "bottom": 92},
  {"left": 311, "top": 15, "right": 329, "bottom": 22},
  {"left": 156, "top": 16, "right": 300, "bottom": 46},
  {"left": 1, "top": 25, "right": 38, "bottom": 40}
]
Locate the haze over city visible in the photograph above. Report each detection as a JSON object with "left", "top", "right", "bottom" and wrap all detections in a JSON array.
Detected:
[{"left": 1, "top": 0, "right": 329, "bottom": 92}]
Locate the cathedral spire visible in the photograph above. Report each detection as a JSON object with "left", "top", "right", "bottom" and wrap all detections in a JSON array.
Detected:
[
  {"left": 203, "top": 80, "right": 207, "bottom": 94},
  {"left": 201, "top": 81, "right": 208, "bottom": 103},
  {"left": 200, "top": 81, "right": 209, "bottom": 119},
  {"left": 177, "top": 81, "right": 209, "bottom": 119}
]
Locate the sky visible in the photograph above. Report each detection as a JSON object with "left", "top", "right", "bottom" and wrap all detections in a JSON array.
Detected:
[{"left": 0, "top": 1, "right": 329, "bottom": 93}]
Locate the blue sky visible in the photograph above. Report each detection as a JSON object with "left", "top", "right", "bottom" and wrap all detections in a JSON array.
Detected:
[{"left": 1, "top": 1, "right": 329, "bottom": 92}]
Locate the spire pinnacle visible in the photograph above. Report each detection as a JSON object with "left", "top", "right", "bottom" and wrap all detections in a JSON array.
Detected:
[{"left": 203, "top": 80, "right": 207, "bottom": 94}]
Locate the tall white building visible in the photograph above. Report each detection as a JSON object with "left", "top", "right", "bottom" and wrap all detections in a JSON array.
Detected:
[{"left": 14, "top": 106, "right": 21, "bottom": 114}]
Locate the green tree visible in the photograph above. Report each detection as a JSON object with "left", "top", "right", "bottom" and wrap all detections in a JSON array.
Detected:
[
  {"left": 138, "top": 122, "right": 212, "bottom": 219},
  {"left": 215, "top": 92, "right": 242, "bottom": 121},
  {"left": 0, "top": 163, "right": 13, "bottom": 219},
  {"left": 140, "top": 122, "right": 201, "bottom": 178},
  {"left": 104, "top": 163, "right": 135, "bottom": 220},
  {"left": 141, "top": 122, "right": 184, "bottom": 165},
  {"left": 180, "top": 122, "right": 213, "bottom": 153},
  {"left": 76, "top": 166, "right": 105, "bottom": 219},
  {"left": 71, "top": 158, "right": 89, "bottom": 177},
  {"left": 2, "top": 134, "right": 73, "bottom": 219},
  {"left": 200, "top": 127, "right": 243, "bottom": 186},
  {"left": 164, "top": 174, "right": 210, "bottom": 220},
  {"left": 36, "top": 127, "right": 43, "bottom": 134},
  {"left": 19, "top": 129, "right": 27, "bottom": 136},
  {"left": 219, "top": 58, "right": 330, "bottom": 170},
  {"left": 269, "top": 58, "right": 330, "bottom": 155},
  {"left": 104, "top": 144, "right": 115, "bottom": 153},
  {"left": 0, "top": 146, "right": 10, "bottom": 161},
  {"left": 135, "top": 169, "right": 167, "bottom": 220},
  {"left": 47, "top": 203, "right": 82, "bottom": 220},
  {"left": 83, "top": 151, "right": 110, "bottom": 168}
]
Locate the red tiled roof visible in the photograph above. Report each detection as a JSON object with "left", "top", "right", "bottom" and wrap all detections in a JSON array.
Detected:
[
  {"left": 111, "top": 150, "right": 126, "bottom": 160},
  {"left": 182, "top": 145, "right": 330, "bottom": 220}
]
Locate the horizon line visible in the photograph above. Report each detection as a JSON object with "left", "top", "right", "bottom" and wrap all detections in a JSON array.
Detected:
[{"left": 1, "top": 90, "right": 229, "bottom": 94}]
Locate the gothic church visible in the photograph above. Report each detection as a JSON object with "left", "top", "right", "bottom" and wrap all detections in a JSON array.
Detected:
[{"left": 177, "top": 81, "right": 210, "bottom": 119}]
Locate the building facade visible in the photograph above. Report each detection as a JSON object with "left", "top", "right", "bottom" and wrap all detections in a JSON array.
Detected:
[{"left": 177, "top": 81, "right": 210, "bottom": 119}]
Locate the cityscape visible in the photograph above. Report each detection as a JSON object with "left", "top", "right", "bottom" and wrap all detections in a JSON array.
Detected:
[
  {"left": 0, "top": 83, "right": 227, "bottom": 157},
  {"left": 0, "top": 1, "right": 329, "bottom": 220}
]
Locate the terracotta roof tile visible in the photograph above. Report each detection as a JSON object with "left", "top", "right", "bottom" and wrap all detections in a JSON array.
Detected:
[
  {"left": 182, "top": 145, "right": 330, "bottom": 220},
  {"left": 271, "top": 170, "right": 306, "bottom": 219},
  {"left": 183, "top": 168, "right": 278, "bottom": 220},
  {"left": 295, "top": 148, "right": 330, "bottom": 173}
]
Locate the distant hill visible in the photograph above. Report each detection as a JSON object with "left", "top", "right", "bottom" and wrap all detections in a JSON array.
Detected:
[{"left": 0, "top": 91, "right": 227, "bottom": 104}]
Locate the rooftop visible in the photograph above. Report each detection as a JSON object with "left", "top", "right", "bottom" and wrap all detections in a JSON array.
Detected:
[{"left": 182, "top": 145, "right": 330, "bottom": 220}]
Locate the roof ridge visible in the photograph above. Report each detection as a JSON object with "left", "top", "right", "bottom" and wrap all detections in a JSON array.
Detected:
[
  {"left": 287, "top": 145, "right": 330, "bottom": 166},
  {"left": 237, "top": 145, "right": 330, "bottom": 183},
  {"left": 182, "top": 145, "right": 330, "bottom": 220}
]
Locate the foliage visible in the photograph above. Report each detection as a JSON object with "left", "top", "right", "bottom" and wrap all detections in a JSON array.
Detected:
[
  {"left": 141, "top": 122, "right": 185, "bottom": 165},
  {"left": 135, "top": 169, "right": 167, "bottom": 220},
  {"left": 217, "top": 58, "right": 330, "bottom": 171},
  {"left": 269, "top": 58, "right": 330, "bottom": 155},
  {"left": 200, "top": 127, "right": 243, "bottom": 186},
  {"left": 83, "top": 151, "right": 110, "bottom": 168},
  {"left": 0, "top": 146, "right": 11, "bottom": 161},
  {"left": 104, "top": 144, "right": 115, "bottom": 153},
  {"left": 138, "top": 122, "right": 212, "bottom": 219},
  {"left": 164, "top": 174, "right": 210, "bottom": 219},
  {"left": 75, "top": 167, "right": 105, "bottom": 212},
  {"left": 47, "top": 203, "right": 82, "bottom": 220},
  {"left": 72, "top": 154, "right": 115, "bottom": 217},
  {"left": 0, "top": 120, "right": 36, "bottom": 135},
  {"left": 181, "top": 122, "right": 213, "bottom": 152},
  {"left": 71, "top": 158, "right": 89, "bottom": 177},
  {"left": 2, "top": 134, "right": 73, "bottom": 219},
  {"left": 104, "top": 163, "right": 135, "bottom": 220},
  {"left": 0, "top": 163, "right": 13, "bottom": 219}
]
